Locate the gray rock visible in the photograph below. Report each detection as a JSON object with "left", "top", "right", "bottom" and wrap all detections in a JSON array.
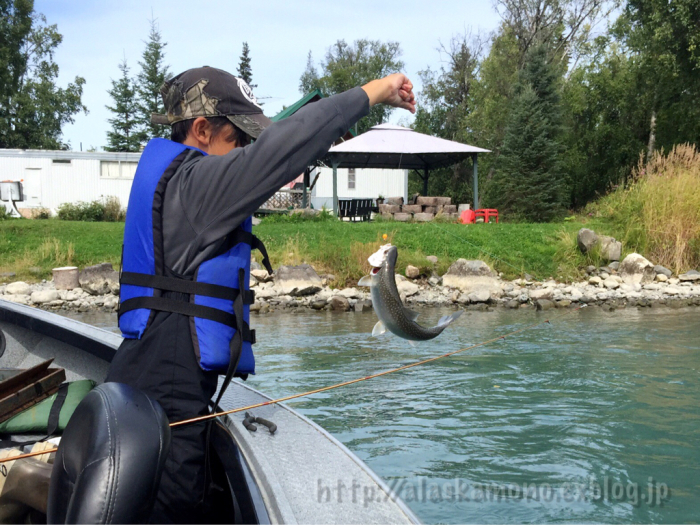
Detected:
[
  {"left": 656, "top": 274, "right": 668, "bottom": 282},
  {"left": 250, "top": 261, "right": 262, "bottom": 271},
  {"left": 30, "top": 290, "right": 59, "bottom": 304},
  {"left": 654, "top": 265, "right": 672, "bottom": 277},
  {"left": 386, "top": 196, "right": 404, "bottom": 206},
  {"left": 5, "top": 294, "right": 30, "bottom": 305},
  {"left": 251, "top": 269, "right": 273, "bottom": 282},
  {"left": 679, "top": 270, "right": 700, "bottom": 282},
  {"left": 577, "top": 228, "right": 598, "bottom": 253},
  {"left": 393, "top": 213, "right": 411, "bottom": 222},
  {"left": 586, "top": 265, "right": 597, "bottom": 274},
  {"left": 353, "top": 300, "right": 373, "bottom": 313},
  {"left": 619, "top": 253, "right": 655, "bottom": 284},
  {"left": 397, "top": 280, "right": 419, "bottom": 296},
  {"left": 79, "top": 263, "right": 119, "bottom": 296},
  {"left": 426, "top": 255, "right": 438, "bottom": 265},
  {"left": 415, "top": 196, "right": 438, "bottom": 206},
  {"left": 405, "top": 265, "right": 420, "bottom": 279},
  {"left": 598, "top": 235, "right": 622, "bottom": 261},
  {"left": 506, "top": 300, "right": 519, "bottom": 309},
  {"left": 530, "top": 288, "right": 553, "bottom": 300},
  {"left": 338, "top": 288, "right": 360, "bottom": 299},
  {"left": 0, "top": 272, "right": 16, "bottom": 279},
  {"left": 535, "top": 299, "right": 555, "bottom": 311},
  {"left": 401, "top": 205, "right": 421, "bottom": 214},
  {"left": 103, "top": 295, "right": 119, "bottom": 309},
  {"left": 329, "top": 296, "right": 350, "bottom": 311},
  {"left": 5, "top": 281, "right": 31, "bottom": 295},
  {"left": 467, "top": 290, "right": 491, "bottom": 303},
  {"left": 275, "top": 264, "right": 323, "bottom": 295},
  {"left": 310, "top": 300, "right": 327, "bottom": 311},
  {"left": 250, "top": 302, "right": 262, "bottom": 312},
  {"left": 609, "top": 261, "right": 620, "bottom": 271},
  {"left": 557, "top": 299, "right": 572, "bottom": 308},
  {"left": 603, "top": 278, "right": 620, "bottom": 290},
  {"left": 428, "top": 276, "right": 441, "bottom": 286}
]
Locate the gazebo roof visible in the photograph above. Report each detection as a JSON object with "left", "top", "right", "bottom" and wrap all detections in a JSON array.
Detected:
[{"left": 325, "top": 124, "right": 490, "bottom": 170}]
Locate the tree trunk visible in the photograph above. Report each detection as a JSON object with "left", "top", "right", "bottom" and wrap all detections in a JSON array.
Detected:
[{"left": 647, "top": 109, "right": 657, "bottom": 160}]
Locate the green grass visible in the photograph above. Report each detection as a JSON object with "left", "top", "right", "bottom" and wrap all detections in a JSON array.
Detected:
[{"left": 0, "top": 217, "right": 619, "bottom": 285}]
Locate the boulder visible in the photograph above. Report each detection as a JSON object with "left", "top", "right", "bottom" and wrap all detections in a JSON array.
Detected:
[
  {"left": 598, "top": 235, "right": 622, "bottom": 261},
  {"left": 393, "top": 213, "right": 411, "bottom": 222},
  {"left": 656, "top": 274, "right": 668, "bottom": 282},
  {"left": 609, "top": 261, "right": 620, "bottom": 271},
  {"left": 619, "top": 253, "right": 655, "bottom": 284},
  {"left": 654, "top": 265, "right": 672, "bottom": 277},
  {"left": 103, "top": 295, "right": 119, "bottom": 309},
  {"left": 79, "top": 263, "right": 119, "bottom": 296},
  {"left": 426, "top": 255, "right": 438, "bottom": 265},
  {"left": 386, "top": 196, "right": 404, "bottom": 206},
  {"left": 422, "top": 206, "right": 437, "bottom": 214},
  {"left": 52, "top": 266, "right": 80, "bottom": 290},
  {"left": 589, "top": 276, "right": 602, "bottom": 285},
  {"left": 378, "top": 204, "right": 401, "bottom": 214},
  {"left": 435, "top": 197, "right": 452, "bottom": 206},
  {"left": 679, "top": 270, "right": 700, "bottom": 282},
  {"left": 442, "top": 259, "right": 501, "bottom": 296},
  {"left": 5, "top": 294, "right": 30, "bottom": 305},
  {"left": 329, "top": 296, "right": 350, "bottom": 311},
  {"left": 577, "top": 228, "right": 598, "bottom": 253},
  {"left": 416, "top": 196, "right": 438, "bottom": 206},
  {"left": 414, "top": 213, "right": 434, "bottom": 222},
  {"left": 275, "top": 264, "right": 322, "bottom": 296},
  {"left": 310, "top": 300, "right": 327, "bottom": 310},
  {"left": 338, "top": 288, "right": 360, "bottom": 299},
  {"left": 5, "top": 281, "right": 31, "bottom": 295},
  {"left": 401, "top": 204, "right": 421, "bottom": 214},
  {"left": 397, "top": 280, "right": 419, "bottom": 296},
  {"left": 405, "top": 265, "right": 420, "bottom": 279},
  {"left": 30, "top": 290, "right": 59, "bottom": 304},
  {"left": 535, "top": 299, "right": 555, "bottom": 311}
]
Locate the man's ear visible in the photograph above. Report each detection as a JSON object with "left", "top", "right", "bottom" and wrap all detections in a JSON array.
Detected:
[{"left": 190, "top": 117, "right": 211, "bottom": 146}]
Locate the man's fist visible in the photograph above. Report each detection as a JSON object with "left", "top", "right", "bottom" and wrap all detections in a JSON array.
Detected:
[{"left": 362, "top": 73, "right": 416, "bottom": 114}]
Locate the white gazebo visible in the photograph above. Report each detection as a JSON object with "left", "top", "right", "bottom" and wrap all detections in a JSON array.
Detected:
[{"left": 325, "top": 124, "right": 490, "bottom": 214}]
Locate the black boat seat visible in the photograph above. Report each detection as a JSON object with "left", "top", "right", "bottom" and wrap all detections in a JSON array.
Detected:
[{"left": 47, "top": 382, "right": 171, "bottom": 524}]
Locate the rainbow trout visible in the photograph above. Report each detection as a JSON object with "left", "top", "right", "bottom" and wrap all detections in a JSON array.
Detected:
[{"left": 358, "top": 245, "right": 462, "bottom": 343}]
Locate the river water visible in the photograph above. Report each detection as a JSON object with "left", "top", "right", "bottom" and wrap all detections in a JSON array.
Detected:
[{"left": 66, "top": 307, "right": 700, "bottom": 524}]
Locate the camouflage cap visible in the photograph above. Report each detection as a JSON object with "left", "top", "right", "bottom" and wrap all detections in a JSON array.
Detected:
[{"left": 151, "top": 66, "right": 272, "bottom": 138}]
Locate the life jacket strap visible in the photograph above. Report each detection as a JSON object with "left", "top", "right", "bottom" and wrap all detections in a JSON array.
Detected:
[
  {"left": 118, "top": 297, "right": 256, "bottom": 344},
  {"left": 120, "top": 272, "right": 255, "bottom": 303},
  {"left": 224, "top": 230, "right": 274, "bottom": 275}
]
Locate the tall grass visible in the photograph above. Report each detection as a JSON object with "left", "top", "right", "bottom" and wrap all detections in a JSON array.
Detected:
[{"left": 591, "top": 144, "right": 700, "bottom": 273}]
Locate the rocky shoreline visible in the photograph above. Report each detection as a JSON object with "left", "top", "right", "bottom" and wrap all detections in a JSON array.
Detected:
[{"left": 1, "top": 253, "right": 700, "bottom": 315}]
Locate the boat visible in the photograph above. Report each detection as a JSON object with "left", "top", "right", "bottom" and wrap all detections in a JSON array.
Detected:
[{"left": 0, "top": 298, "right": 420, "bottom": 524}]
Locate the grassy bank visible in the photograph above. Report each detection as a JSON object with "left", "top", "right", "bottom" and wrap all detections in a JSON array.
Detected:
[{"left": 0, "top": 217, "right": 619, "bottom": 285}]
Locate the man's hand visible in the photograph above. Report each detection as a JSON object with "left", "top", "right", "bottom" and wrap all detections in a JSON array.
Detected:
[{"left": 362, "top": 73, "right": 416, "bottom": 114}]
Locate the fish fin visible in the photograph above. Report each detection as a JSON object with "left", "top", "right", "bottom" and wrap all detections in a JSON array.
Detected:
[
  {"left": 357, "top": 275, "right": 372, "bottom": 287},
  {"left": 372, "top": 321, "right": 387, "bottom": 336},
  {"left": 403, "top": 308, "right": 420, "bottom": 322},
  {"left": 437, "top": 311, "right": 463, "bottom": 328},
  {"left": 407, "top": 339, "right": 418, "bottom": 347}
]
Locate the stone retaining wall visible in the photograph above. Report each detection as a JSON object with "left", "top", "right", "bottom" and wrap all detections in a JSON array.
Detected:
[{"left": 379, "top": 196, "right": 463, "bottom": 222}]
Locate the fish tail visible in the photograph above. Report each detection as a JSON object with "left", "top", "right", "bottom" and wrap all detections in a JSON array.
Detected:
[{"left": 437, "top": 311, "right": 463, "bottom": 328}]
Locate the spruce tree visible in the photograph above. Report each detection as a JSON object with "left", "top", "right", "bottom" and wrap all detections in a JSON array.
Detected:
[
  {"left": 237, "top": 42, "right": 255, "bottom": 87},
  {"left": 136, "top": 17, "right": 170, "bottom": 141},
  {"left": 105, "top": 59, "right": 141, "bottom": 152},
  {"left": 489, "top": 45, "right": 567, "bottom": 221}
]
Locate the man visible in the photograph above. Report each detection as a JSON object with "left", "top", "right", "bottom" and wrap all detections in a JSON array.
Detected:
[{"left": 107, "top": 65, "right": 415, "bottom": 523}]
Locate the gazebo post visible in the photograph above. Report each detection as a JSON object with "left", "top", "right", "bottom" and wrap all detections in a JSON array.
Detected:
[
  {"left": 302, "top": 167, "right": 310, "bottom": 208},
  {"left": 332, "top": 161, "right": 339, "bottom": 216},
  {"left": 423, "top": 168, "right": 429, "bottom": 196},
  {"left": 472, "top": 153, "right": 479, "bottom": 211}
]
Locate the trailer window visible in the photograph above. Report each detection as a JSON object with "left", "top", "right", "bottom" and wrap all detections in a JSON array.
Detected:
[{"left": 100, "top": 161, "right": 138, "bottom": 179}]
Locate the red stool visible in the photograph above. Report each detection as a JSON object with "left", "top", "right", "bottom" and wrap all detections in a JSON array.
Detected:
[{"left": 475, "top": 209, "right": 499, "bottom": 223}]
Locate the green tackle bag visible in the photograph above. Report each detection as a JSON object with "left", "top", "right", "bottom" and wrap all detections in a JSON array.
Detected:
[{"left": 0, "top": 380, "right": 96, "bottom": 435}]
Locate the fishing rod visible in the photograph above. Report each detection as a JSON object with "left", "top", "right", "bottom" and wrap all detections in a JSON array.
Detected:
[{"left": 0, "top": 305, "right": 585, "bottom": 463}]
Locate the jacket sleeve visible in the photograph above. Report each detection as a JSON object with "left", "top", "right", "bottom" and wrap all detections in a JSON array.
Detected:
[{"left": 173, "top": 87, "right": 369, "bottom": 246}]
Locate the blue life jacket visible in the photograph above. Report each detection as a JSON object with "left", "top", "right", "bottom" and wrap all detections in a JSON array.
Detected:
[{"left": 118, "top": 138, "right": 272, "bottom": 377}]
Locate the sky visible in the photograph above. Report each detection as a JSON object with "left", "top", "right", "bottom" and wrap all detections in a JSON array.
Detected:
[{"left": 36, "top": 0, "right": 503, "bottom": 151}]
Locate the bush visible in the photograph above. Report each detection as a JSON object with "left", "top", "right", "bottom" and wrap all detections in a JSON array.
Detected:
[
  {"left": 0, "top": 206, "right": 13, "bottom": 220},
  {"left": 33, "top": 207, "right": 51, "bottom": 219},
  {"left": 590, "top": 144, "right": 700, "bottom": 273},
  {"left": 57, "top": 197, "right": 125, "bottom": 222},
  {"left": 260, "top": 207, "right": 335, "bottom": 224}
]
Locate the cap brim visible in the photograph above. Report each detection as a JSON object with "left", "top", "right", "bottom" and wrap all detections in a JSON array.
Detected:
[
  {"left": 227, "top": 113, "right": 272, "bottom": 139},
  {"left": 151, "top": 113, "right": 170, "bottom": 125}
]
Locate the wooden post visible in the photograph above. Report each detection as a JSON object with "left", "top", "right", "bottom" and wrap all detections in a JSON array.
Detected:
[
  {"left": 332, "top": 161, "right": 339, "bottom": 216},
  {"left": 472, "top": 154, "right": 479, "bottom": 211}
]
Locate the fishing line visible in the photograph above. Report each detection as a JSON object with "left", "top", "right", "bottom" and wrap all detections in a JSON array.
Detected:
[{"left": 0, "top": 305, "right": 585, "bottom": 463}]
